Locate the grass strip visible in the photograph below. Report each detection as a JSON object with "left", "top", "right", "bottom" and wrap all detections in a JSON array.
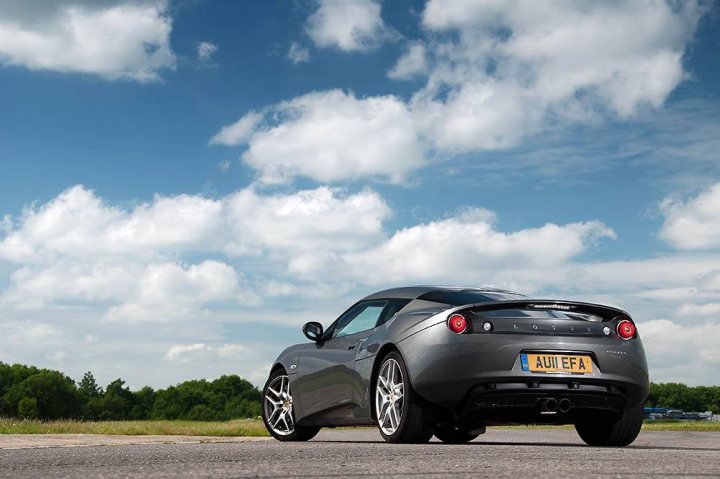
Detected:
[
  {"left": 0, "top": 418, "right": 269, "bottom": 436},
  {"left": 1, "top": 418, "right": 717, "bottom": 435}
]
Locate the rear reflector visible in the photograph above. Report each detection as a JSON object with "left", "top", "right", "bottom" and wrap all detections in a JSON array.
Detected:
[
  {"left": 616, "top": 320, "right": 636, "bottom": 340},
  {"left": 447, "top": 314, "right": 467, "bottom": 334}
]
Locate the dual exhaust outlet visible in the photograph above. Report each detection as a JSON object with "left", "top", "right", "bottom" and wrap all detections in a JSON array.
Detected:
[{"left": 539, "top": 397, "right": 571, "bottom": 414}]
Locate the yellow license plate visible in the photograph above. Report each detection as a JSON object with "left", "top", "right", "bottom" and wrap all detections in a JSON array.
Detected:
[{"left": 521, "top": 353, "right": 593, "bottom": 374}]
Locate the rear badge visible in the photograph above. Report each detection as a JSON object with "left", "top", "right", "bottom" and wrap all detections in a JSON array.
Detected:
[{"left": 605, "top": 350, "right": 627, "bottom": 358}]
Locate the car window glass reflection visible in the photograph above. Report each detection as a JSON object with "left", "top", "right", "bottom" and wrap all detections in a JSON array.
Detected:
[{"left": 334, "top": 301, "right": 387, "bottom": 338}]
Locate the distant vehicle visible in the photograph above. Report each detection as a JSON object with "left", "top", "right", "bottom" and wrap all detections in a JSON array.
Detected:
[{"left": 261, "top": 286, "right": 650, "bottom": 446}]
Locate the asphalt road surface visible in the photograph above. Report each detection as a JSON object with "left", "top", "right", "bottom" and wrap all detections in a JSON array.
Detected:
[{"left": 1, "top": 428, "right": 719, "bottom": 478}]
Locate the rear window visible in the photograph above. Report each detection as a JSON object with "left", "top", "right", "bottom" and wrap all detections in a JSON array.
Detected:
[{"left": 418, "top": 289, "right": 527, "bottom": 306}]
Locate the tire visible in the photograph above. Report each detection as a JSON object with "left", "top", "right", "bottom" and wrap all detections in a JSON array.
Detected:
[
  {"left": 374, "top": 351, "right": 434, "bottom": 443},
  {"left": 574, "top": 402, "right": 643, "bottom": 447},
  {"left": 434, "top": 424, "right": 481, "bottom": 444},
  {"left": 262, "top": 369, "right": 320, "bottom": 442}
]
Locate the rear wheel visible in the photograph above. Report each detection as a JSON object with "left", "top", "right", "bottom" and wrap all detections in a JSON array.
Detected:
[
  {"left": 262, "top": 369, "right": 320, "bottom": 441},
  {"left": 434, "top": 424, "right": 482, "bottom": 444},
  {"left": 374, "top": 351, "right": 433, "bottom": 443},
  {"left": 574, "top": 402, "right": 643, "bottom": 447}
]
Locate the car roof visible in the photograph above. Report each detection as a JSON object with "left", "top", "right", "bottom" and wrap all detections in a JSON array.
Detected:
[{"left": 361, "top": 286, "right": 521, "bottom": 301}]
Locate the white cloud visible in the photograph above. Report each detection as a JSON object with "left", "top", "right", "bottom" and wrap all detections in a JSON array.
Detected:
[
  {"left": 411, "top": 0, "right": 703, "bottom": 153},
  {"left": 387, "top": 41, "right": 428, "bottom": 80},
  {"left": 105, "top": 261, "right": 255, "bottom": 323},
  {"left": 3, "top": 184, "right": 720, "bottom": 385},
  {"left": 640, "top": 319, "right": 720, "bottom": 384},
  {"left": 306, "top": 0, "right": 389, "bottom": 52},
  {"left": 289, "top": 213, "right": 615, "bottom": 284},
  {"left": 0, "top": 184, "right": 389, "bottom": 322},
  {"left": 0, "top": 0, "right": 175, "bottom": 82},
  {"left": 223, "top": 186, "right": 389, "bottom": 255},
  {"left": 659, "top": 181, "right": 720, "bottom": 250},
  {"left": 2, "top": 260, "right": 138, "bottom": 308},
  {"left": 214, "top": 2, "right": 704, "bottom": 184},
  {"left": 287, "top": 42, "right": 310, "bottom": 64},
  {"left": 211, "top": 89, "right": 426, "bottom": 184},
  {"left": 0, "top": 184, "right": 390, "bottom": 264},
  {"left": 210, "top": 111, "right": 264, "bottom": 147},
  {"left": 0, "top": 185, "right": 223, "bottom": 263},
  {"left": 678, "top": 302, "right": 720, "bottom": 318},
  {"left": 164, "top": 343, "right": 210, "bottom": 362},
  {"left": 197, "top": 41, "right": 218, "bottom": 63}
]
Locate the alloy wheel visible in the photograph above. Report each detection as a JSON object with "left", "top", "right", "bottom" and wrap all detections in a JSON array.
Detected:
[
  {"left": 264, "top": 374, "right": 294, "bottom": 436},
  {"left": 376, "top": 358, "right": 405, "bottom": 435}
]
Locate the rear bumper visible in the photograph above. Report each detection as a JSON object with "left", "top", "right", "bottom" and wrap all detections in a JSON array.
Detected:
[
  {"left": 397, "top": 321, "right": 649, "bottom": 416},
  {"left": 458, "top": 381, "right": 627, "bottom": 425}
]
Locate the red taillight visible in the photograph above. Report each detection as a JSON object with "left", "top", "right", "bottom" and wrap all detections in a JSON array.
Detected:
[
  {"left": 616, "top": 320, "right": 636, "bottom": 340},
  {"left": 447, "top": 314, "right": 467, "bottom": 334}
]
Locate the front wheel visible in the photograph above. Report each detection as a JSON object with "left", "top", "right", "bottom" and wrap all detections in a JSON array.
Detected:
[
  {"left": 262, "top": 369, "right": 320, "bottom": 441},
  {"left": 574, "top": 403, "right": 643, "bottom": 447},
  {"left": 374, "top": 351, "right": 433, "bottom": 443}
]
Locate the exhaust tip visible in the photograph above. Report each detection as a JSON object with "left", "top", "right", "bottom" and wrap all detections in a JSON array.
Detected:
[
  {"left": 539, "top": 397, "right": 558, "bottom": 413},
  {"left": 558, "top": 398, "right": 571, "bottom": 413}
]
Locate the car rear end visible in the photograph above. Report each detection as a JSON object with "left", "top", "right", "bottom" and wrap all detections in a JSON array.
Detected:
[{"left": 396, "top": 298, "right": 649, "bottom": 426}]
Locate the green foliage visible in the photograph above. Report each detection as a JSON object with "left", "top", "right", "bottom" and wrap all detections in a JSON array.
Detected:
[
  {"left": 150, "top": 376, "right": 260, "bottom": 421},
  {"left": 17, "top": 397, "right": 39, "bottom": 419},
  {"left": 0, "top": 362, "right": 262, "bottom": 422},
  {"left": 645, "top": 382, "right": 720, "bottom": 413},
  {"left": 2, "top": 368, "right": 81, "bottom": 419}
]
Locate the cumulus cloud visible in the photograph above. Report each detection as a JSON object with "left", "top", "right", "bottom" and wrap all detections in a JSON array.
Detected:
[
  {"left": 0, "top": 184, "right": 390, "bottom": 321},
  {"left": 306, "top": 0, "right": 389, "bottom": 52},
  {"left": 640, "top": 319, "right": 720, "bottom": 384},
  {"left": 0, "top": 0, "right": 175, "bottom": 81},
  {"left": 210, "top": 111, "right": 264, "bottom": 147},
  {"left": 211, "top": 90, "right": 426, "bottom": 184},
  {"left": 196, "top": 41, "right": 218, "bottom": 63},
  {"left": 659, "top": 181, "right": 720, "bottom": 250},
  {"left": 223, "top": 186, "right": 390, "bottom": 255},
  {"left": 287, "top": 42, "right": 310, "bottom": 64},
  {"left": 215, "top": 1, "right": 704, "bottom": 183},
  {"left": 0, "top": 184, "right": 388, "bottom": 265},
  {"left": 289, "top": 214, "right": 616, "bottom": 284},
  {"left": 3, "top": 184, "right": 720, "bottom": 384},
  {"left": 0, "top": 185, "right": 223, "bottom": 263},
  {"left": 105, "top": 261, "right": 255, "bottom": 323},
  {"left": 411, "top": 0, "right": 703, "bottom": 153},
  {"left": 387, "top": 41, "right": 428, "bottom": 80}
]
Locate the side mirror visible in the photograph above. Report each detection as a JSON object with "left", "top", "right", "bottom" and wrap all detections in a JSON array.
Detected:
[{"left": 302, "top": 322, "right": 324, "bottom": 342}]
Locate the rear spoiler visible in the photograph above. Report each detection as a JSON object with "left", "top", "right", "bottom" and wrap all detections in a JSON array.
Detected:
[{"left": 455, "top": 300, "right": 630, "bottom": 322}]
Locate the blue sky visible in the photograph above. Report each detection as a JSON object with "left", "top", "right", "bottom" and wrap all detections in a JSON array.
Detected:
[{"left": 0, "top": 0, "right": 719, "bottom": 388}]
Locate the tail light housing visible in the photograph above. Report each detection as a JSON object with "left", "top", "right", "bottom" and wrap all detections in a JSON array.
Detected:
[
  {"left": 616, "top": 319, "right": 636, "bottom": 340},
  {"left": 447, "top": 314, "right": 468, "bottom": 334}
]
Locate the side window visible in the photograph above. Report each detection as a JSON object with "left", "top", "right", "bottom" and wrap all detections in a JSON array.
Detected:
[{"left": 333, "top": 300, "right": 388, "bottom": 338}]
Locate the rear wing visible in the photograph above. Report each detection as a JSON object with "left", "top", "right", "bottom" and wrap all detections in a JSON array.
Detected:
[{"left": 455, "top": 300, "right": 631, "bottom": 322}]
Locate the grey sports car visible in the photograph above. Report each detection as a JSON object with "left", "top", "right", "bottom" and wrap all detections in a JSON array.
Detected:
[{"left": 261, "top": 286, "right": 649, "bottom": 446}]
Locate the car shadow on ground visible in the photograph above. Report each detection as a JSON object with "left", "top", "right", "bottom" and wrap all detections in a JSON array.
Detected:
[{"left": 309, "top": 439, "right": 720, "bottom": 452}]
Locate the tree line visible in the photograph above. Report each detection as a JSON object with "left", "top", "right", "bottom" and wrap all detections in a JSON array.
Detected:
[
  {"left": 0, "top": 362, "right": 261, "bottom": 421},
  {"left": 646, "top": 382, "right": 720, "bottom": 413},
  {"left": 2, "top": 362, "right": 719, "bottom": 420}
]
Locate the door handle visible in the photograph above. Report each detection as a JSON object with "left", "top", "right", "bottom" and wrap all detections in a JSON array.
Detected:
[{"left": 348, "top": 342, "right": 360, "bottom": 350}]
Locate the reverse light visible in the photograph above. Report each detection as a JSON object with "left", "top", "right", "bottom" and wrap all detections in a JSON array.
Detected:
[
  {"left": 616, "top": 320, "right": 636, "bottom": 340},
  {"left": 447, "top": 314, "right": 467, "bottom": 334}
]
